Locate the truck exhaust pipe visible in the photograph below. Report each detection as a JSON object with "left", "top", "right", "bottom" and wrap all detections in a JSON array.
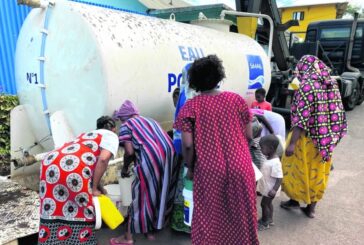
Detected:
[{"left": 346, "top": 12, "right": 360, "bottom": 73}]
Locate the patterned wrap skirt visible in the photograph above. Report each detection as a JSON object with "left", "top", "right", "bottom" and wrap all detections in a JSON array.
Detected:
[{"left": 282, "top": 132, "right": 332, "bottom": 204}]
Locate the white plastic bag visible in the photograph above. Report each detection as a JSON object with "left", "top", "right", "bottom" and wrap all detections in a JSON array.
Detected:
[{"left": 252, "top": 162, "right": 263, "bottom": 181}]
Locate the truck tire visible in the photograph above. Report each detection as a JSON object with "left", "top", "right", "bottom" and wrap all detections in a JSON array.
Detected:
[
  {"left": 343, "top": 81, "right": 359, "bottom": 111},
  {"left": 356, "top": 81, "right": 364, "bottom": 105}
]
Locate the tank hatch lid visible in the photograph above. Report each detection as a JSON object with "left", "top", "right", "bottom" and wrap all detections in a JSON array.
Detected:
[
  {"left": 148, "top": 3, "right": 237, "bottom": 24},
  {"left": 191, "top": 14, "right": 233, "bottom": 33},
  {"left": 139, "top": 0, "right": 191, "bottom": 9}
]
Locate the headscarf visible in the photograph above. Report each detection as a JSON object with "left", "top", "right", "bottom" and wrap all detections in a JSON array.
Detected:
[
  {"left": 291, "top": 55, "right": 347, "bottom": 162},
  {"left": 113, "top": 100, "right": 139, "bottom": 121},
  {"left": 250, "top": 108, "right": 264, "bottom": 116},
  {"left": 295, "top": 55, "right": 335, "bottom": 86}
]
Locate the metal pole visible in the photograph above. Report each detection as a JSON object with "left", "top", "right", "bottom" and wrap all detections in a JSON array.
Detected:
[
  {"left": 346, "top": 12, "right": 359, "bottom": 73},
  {"left": 220, "top": 10, "right": 274, "bottom": 59}
]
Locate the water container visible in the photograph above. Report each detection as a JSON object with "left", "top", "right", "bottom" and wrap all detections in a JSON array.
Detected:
[
  {"left": 96, "top": 194, "right": 124, "bottom": 230},
  {"left": 117, "top": 170, "right": 135, "bottom": 207},
  {"left": 103, "top": 184, "right": 123, "bottom": 210},
  {"left": 183, "top": 178, "right": 193, "bottom": 226},
  {"left": 92, "top": 196, "right": 102, "bottom": 230},
  {"left": 252, "top": 162, "right": 263, "bottom": 181}
]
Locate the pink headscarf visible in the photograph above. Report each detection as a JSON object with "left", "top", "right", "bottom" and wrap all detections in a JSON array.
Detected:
[
  {"left": 250, "top": 108, "right": 264, "bottom": 116},
  {"left": 113, "top": 100, "right": 139, "bottom": 121}
]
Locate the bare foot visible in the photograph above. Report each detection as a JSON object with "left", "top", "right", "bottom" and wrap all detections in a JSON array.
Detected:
[
  {"left": 110, "top": 235, "right": 133, "bottom": 244},
  {"left": 144, "top": 233, "right": 156, "bottom": 241}
]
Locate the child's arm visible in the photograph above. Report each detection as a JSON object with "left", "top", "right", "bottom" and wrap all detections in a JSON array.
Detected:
[
  {"left": 268, "top": 102, "right": 272, "bottom": 111},
  {"left": 268, "top": 178, "right": 282, "bottom": 198},
  {"left": 255, "top": 114, "right": 274, "bottom": 134}
]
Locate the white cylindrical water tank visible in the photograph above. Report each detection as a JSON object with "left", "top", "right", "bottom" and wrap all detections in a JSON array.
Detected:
[{"left": 15, "top": 0, "right": 271, "bottom": 152}]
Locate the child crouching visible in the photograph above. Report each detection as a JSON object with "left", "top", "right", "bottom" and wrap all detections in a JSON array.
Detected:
[{"left": 257, "top": 135, "right": 283, "bottom": 230}]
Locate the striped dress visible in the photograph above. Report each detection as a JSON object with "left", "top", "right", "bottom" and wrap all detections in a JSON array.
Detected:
[{"left": 119, "top": 116, "right": 176, "bottom": 234}]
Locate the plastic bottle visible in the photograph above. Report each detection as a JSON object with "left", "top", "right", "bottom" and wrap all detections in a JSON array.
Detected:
[{"left": 183, "top": 178, "right": 193, "bottom": 226}]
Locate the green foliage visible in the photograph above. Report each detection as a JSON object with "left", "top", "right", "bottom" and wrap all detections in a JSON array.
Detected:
[
  {"left": 0, "top": 94, "right": 19, "bottom": 175},
  {"left": 345, "top": 4, "right": 364, "bottom": 18}
]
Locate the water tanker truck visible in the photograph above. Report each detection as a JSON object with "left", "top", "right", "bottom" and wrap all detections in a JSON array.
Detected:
[{"left": 11, "top": 0, "right": 274, "bottom": 189}]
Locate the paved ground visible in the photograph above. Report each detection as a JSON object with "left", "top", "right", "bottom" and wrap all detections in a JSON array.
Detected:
[
  {"left": 5, "top": 105, "right": 363, "bottom": 245},
  {"left": 97, "top": 104, "right": 364, "bottom": 245}
]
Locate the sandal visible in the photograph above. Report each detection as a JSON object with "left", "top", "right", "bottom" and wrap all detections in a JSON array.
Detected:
[
  {"left": 144, "top": 233, "right": 156, "bottom": 241},
  {"left": 258, "top": 218, "right": 274, "bottom": 226},
  {"left": 258, "top": 219, "right": 270, "bottom": 231},
  {"left": 300, "top": 207, "right": 315, "bottom": 218},
  {"left": 109, "top": 237, "right": 134, "bottom": 245},
  {"left": 268, "top": 219, "right": 275, "bottom": 226},
  {"left": 280, "top": 200, "right": 300, "bottom": 210}
]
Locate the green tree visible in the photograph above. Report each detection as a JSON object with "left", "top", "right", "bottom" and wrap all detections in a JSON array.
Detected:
[
  {"left": 0, "top": 95, "right": 19, "bottom": 175},
  {"left": 345, "top": 4, "right": 364, "bottom": 18}
]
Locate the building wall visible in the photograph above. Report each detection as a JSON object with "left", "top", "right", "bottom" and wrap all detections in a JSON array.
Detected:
[
  {"left": 281, "top": 4, "right": 337, "bottom": 40},
  {"left": 0, "top": 2, "right": 30, "bottom": 95}
]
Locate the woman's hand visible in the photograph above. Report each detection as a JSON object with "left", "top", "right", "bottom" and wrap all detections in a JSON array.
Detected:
[
  {"left": 186, "top": 169, "right": 194, "bottom": 180},
  {"left": 285, "top": 143, "right": 295, "bottom": 157},
  {"left": 92, "top": 188, "right": 102, "bottom": 196},
  {"left": 121, "top": 166, "right": 131, "bottom": 178},
  {"left": 98, "top": 185, "right": 108, "bottom": 195},
  {"left": 285, "top": 127, "right": 303, "bottom": 157},
  {"left": 92, "top": 186, "right": 107, "bottom": 196},
  {"left": 268, "top": 189, "right": 277, "bottom": 198},
  {"left": 122, "top": 142, "right": 134, "bottom": 178}
]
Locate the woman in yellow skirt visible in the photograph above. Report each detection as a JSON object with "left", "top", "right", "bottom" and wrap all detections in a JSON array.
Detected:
[{"left": 280, "top": 55, "right": 347, "bottom": 218}]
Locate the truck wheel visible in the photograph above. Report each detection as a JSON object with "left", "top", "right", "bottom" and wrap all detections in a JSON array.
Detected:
[
  {"left": 343, "top": 82, "right": 359, "bottom": 111},
  {"left": 356, "top": 82, "right": 364, "bottom": 105}
]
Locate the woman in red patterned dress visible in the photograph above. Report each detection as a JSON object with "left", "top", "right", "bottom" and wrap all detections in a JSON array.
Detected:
[
  {"left": 174, "top": 55, "right": 259, "bottom": 245},
  {"left": 38, "top": 116, "right": 119, "bottom": 245}
]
